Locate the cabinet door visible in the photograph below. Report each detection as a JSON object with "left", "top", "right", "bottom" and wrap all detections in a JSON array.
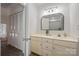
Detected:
[
  {"left": 53, "top": 44, "right": 76, "bottom": 56},
  {"left": 31, "top": 37, "right": 42, "bottom": 55},
  {"left": 17, "top": 12, "right": 24, "bottom": 51}
]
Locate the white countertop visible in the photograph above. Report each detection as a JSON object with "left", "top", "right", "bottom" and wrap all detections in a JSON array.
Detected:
[{"left": 31, "top": 34, "right": 79, "bottom": 42}]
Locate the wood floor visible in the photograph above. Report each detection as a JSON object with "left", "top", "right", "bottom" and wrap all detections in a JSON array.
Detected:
[
  {"left": 1, "top": 45, "right": 24, "bottom": 56},
  {"left": 30, "top": 52, "right": 39, "bottom": 56},
  {"left": 1, "top": 44, "right": 38, "bottom": 56}
]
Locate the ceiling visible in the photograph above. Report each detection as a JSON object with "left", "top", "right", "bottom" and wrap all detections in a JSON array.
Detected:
[
  {"left": 1, "top": 3, "right": 24, "bottom": 8},
  {"left": 1, "top": 3, "right": 69, "bottom": 8},
  {"left": 34, "top": 3, "right": 69, "bottom": 8}
]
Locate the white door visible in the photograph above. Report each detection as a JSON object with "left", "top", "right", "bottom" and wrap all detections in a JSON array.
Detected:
[
  {"left": 17, "top": 11, "right": 24, "bottom": 52},
  {"left": 14, "top": 11, "right": 26, "bottom": 55},
  {"left": 10, "top": 15, "right": 15, "bottom": 46},
  {"left": 10, "top": 10, "right": 27, "bottom": 56}
]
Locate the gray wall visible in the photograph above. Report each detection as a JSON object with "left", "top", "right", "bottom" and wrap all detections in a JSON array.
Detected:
[
  {"left": 25, "top": 3, "right": 38, "bottom": 55},
  {"left": 70, "top": 3, "right": 79, "bottom": 38},
  {"left": 35, "top": 3, "right": 70, "bottom": 34}
]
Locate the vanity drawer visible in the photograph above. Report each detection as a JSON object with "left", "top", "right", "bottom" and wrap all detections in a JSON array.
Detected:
[
  {"left": 53, "top": 39, "right": 77, "bottom": 48},
  {"left": 42, "top": 43, "right": 53, "bottom": 50},
  {"left": 53, "top": 44, "right": 76, "bottom": 56},
  {"left": 42, "top": 38, "right": 53, "bottom": 44},
  {"left": 42, "top": 49, "right": 53, "bottom": 56}
]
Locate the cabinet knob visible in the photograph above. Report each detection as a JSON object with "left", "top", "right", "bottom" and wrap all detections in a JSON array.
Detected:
[
  {"left": 53, "top": 47, "right": 55, "bottom": 49},
  {"left": 46, "top": 41, "right": 48, "bottom": 43},
  {"left": 40, "top": 44, "right": 42, "bottom": 46},
  {"left": 46, "top": 54, "right": 48, "bottom": 56}
]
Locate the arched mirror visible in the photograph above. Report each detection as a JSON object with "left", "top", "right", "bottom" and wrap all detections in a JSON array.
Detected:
[{"left": 41, "top": 13, "right": 64, "bottom": 30}]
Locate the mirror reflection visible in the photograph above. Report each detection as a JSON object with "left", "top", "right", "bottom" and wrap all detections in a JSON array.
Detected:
[{"left": 41, "top": 13, "right": 64, "bottom": 30}]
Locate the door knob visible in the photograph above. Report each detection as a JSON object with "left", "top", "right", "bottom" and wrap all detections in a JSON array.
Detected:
[{"left": 23, "top": 38, "right": 31, "bottom": 41}]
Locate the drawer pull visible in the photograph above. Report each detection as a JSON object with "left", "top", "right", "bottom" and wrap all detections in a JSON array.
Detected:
[
  {"left": 40, "top": 44, "right": 42, "bottom": 46},
  {"left": 53, "top": 47, "right": 55, "bottom": 49},
  {"left": 46, "top": 41, "right": 48, "bottom": 43},
  {"left": 46, "top": 47, "right": 48, "bottom": 48}
]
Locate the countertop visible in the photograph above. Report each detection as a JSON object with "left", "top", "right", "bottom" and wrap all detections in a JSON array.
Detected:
[{"left": 31, "top": 34, "right": 79, "bottom": 42}]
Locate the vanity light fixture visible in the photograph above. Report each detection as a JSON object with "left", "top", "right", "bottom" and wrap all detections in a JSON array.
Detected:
[
  {"left": 51, "top": 10, "right": 53, "bottom": 12},
  {"left": 43, "top": 6, "right": 58, "bottom": 15}
]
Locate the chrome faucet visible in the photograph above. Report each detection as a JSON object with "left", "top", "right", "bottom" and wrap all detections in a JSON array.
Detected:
[{"left": 46, "top": 30, "right": 49, "bottom": 35}]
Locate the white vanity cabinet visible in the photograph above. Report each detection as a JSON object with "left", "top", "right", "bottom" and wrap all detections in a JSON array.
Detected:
[
  {"left": 53, "top": 39, "right": 77, "bottom": 56},
  {"left": 31, "top": 35, "right": 78, "bottom": 56},
  {"left": 31, "top": 36, "right": 42, "bottom": 55},
  {"left": 53, "top": 44, "right": 76, "bottom": 56}
]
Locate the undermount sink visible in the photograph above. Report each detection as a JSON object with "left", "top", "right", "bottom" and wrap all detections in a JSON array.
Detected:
[{"left": 44, "top": 33, "right": 67, "bottom": 38}]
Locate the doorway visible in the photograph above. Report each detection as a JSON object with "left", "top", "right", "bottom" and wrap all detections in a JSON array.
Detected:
[{"left": 1, "top": 3, "right": 27, "bottom": 56}]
